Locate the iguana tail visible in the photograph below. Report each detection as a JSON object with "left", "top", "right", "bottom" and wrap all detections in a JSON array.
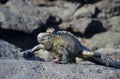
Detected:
[{"left": 89, "top": 54, "right": 120, "bottom": 69}]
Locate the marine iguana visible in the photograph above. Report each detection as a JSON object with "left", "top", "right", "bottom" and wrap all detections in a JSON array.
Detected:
[{"left": 24, "top": 28, "right": 120, "bottom": 68}]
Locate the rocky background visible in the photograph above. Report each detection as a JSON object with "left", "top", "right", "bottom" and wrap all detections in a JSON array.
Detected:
[{"left": 0, "top": 0, "right": 120, "bottom": 79}]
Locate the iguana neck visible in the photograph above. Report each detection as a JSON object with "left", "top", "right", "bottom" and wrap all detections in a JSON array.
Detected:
[{"left": 43, "top": 34, "right": 54, "bottom": 50}]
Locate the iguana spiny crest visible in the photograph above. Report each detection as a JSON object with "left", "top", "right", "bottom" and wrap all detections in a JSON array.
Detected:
[
  {"left": 38, "top": 27, "right": 78, "bottom": 42},
  {"left": 47, "top": 28, "right": 78, "bottom": 39}
]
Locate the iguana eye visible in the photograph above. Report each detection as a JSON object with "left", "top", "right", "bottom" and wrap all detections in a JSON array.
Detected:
[
  {"left": 47, "top": 36, "right": 51, "bottom": 39},
  {"left": 47, "top": 36, "right": 51, "bottom": 41},
  {"left": 42, "top": 36, "right": 50, "bottom": 41},
  {"left": 42, "top": 37, "right": 48, "bottom": 40}
]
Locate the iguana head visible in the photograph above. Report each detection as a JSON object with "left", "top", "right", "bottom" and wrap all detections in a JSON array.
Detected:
[
  {"left": 37, "top": 28, "right": 55, "bottom": 44},
  {"left": 37, "top": 32, "right": 54, "bottom": 50},
  {"left": 37, "top": 28, "right": 56, "bottom": 50},
  {"left": 37, "top": 32, "right": 52, "bottom": 44}
]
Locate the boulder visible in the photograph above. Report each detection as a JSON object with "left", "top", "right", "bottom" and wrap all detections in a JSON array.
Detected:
[
  {"left": 59, "top": 18, "right": 92, "bottom": 34},
  {"left": 0, "top": 39, "right": 22, "bottom": 59},
  {"left": 0, "top": 0, "right": 81, "bottom": 33},
  {"left": 0, "top": 0, "right": 61, "bottom": 33},
  {"left": 107, "top": 16, "right": 120, "bottom": 32},
  {"left": 95, "top": 17, "right": 120, "bottom": 33},
  {"left": 59, "top": 18, "right": 106, "bottom": 37},
  {"left": 85, "top": 32, "right": 120, "bottom": 50},
  {"left": 95, "top": 0, "right": 120, "bottom": 18},
  {"left": 73, "top": 4, "right": 96, "bottom": 18},
  {"left": 45, "top": 1, "right": 80, "bottom": 22}
]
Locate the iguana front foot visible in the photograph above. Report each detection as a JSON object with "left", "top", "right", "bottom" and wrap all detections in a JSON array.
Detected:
[{"left": 22, "top": 49, "right": 34, "bottom": 58}]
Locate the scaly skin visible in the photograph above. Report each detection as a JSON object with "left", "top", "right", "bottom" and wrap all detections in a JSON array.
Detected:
[{"left": 25, "top": 28, "right": 120, "bottom": 68}]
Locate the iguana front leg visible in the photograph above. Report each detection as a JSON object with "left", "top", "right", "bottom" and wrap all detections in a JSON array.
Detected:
[
  {"left": 32, "top": 44, "right": 45, "bottom": 52},
  {"left": 23, "top": 44, "right": 45, "bottom": 58},
  {"left": 32, "top": 44, "right": 69, "bottom": 64}
]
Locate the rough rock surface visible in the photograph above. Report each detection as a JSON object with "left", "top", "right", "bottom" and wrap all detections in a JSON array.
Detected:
[
  {"left": 0, "top": 0, "right": 52, "bottom": 33},
  {"left": 0, "top": 60, "right": 120, "bottom": 79},
  {"left": 59, "top": 18, "right": 106, "bottom": 36},
  {"left": 0, "top": 0, "right": 120, "bottom": 79},
  {"left": 0, "top": 39, "right": 22, "bottom": 59},
  {"left": 59, "top": 18, "right": 92, "bottom": 34},
  {"left": 95, "top": 0, "right": 120, "bottom": 18},
  {"left": 73, "top": 4, "right": 96, "bottom": 18},
  {"left": 107, "top": 16, "right": 120, "bottom": 32},
  {"left": 0, "top": 0, "right": 80, "bottom": 33},
  {"left": 85, "top": 32, "right": 120, "bottom": 50}
]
